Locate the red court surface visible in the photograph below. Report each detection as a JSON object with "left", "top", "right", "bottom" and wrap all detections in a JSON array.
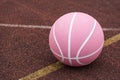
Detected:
[{"left": 0, "top": 0, "right": 120, "bottom": 80}]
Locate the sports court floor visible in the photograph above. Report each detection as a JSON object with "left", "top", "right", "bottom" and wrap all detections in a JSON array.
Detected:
[{"left": 0, "top": 0, "right": 120, "bottom": 80}]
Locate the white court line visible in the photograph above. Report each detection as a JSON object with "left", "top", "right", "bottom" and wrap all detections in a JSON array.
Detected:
[
  {"left": 0, "top": 23, "right": 51, "bottom": 29},
  {"left": 102, "top": 28, "right": 120, "bottom": 31},
  {"left": 0, "top": 23, "right": 120, "bottom": 31}
]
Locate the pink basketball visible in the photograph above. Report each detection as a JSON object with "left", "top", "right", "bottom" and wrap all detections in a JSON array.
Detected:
[{"left": 49, "top": 12, "right": 104, "bottom": 66}]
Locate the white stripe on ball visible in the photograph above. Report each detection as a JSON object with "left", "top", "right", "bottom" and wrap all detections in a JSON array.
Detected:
[
  {"left": 51, "top": 42, "right": 103, "bottom": 60},
  {"left": 68, "top": 13, "right": 77, "bottom": 65},
  {"left": 53, "top": 24, "right": 64, "bottom": 62},
  {"left": 76, "top": 20, "right": 97, "bottom": 65}
]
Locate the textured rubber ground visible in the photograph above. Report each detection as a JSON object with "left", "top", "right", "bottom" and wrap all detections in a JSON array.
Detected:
[{"left": 0, "top": 0, "right": 120, "bottom": 80}]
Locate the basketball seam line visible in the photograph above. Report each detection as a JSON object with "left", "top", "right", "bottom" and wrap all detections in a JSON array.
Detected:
[
  {"left": 51, "top": 42, "right": 103, "bottom": 59},
  {"left": 76, "top": 20, "right": 97, "bottom": 65},
  {"left": 68, "top": 13, "right": 77, "bottom": 65},
  {"left": 53, "top": 24, "right": 64, "bottom": 62}
]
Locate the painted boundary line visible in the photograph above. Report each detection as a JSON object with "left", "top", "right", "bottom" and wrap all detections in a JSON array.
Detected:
[
  {"left": 0, "top": 23, "right": 51, "bottom": 29},
  {"left": 104, "top": 33, "right": 120, "bottom": 46},
  {"left": 19, "top": 62, "right": 64, "bottom": 80},
  {"left": 19, "top": 33, "right": 120, "bottom": 80},
  {"left": 0, "top": 23, "right": 120, "bottom": 31}
]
